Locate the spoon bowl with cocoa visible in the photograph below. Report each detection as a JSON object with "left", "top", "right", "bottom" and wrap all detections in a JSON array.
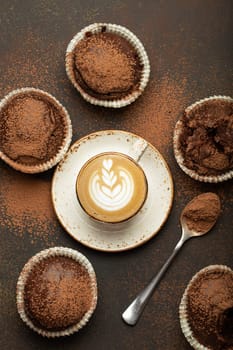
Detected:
[{"left": 122, "top": 192, "right": 221, "bottom": 326}]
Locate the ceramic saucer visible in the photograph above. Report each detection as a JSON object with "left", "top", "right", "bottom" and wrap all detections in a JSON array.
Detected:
[{"left": 52, "top": 130, "right": 174, "bottom": 252}]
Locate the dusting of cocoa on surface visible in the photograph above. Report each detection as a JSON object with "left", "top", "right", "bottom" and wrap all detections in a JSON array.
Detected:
[
  {"left": 119, "top": 75, "right": 201, "bottom": 202},
  {"left": 0, "top": 32, "right": 66, "bottom": 96},
  {"left": 0, "top": 167, "right": 57, "bottom": 242},
  {"left": 120, "top": 76, "right": 188, "bottom": 157},
  {"left": 181, "top": 192, "right": 221, "bottom": 232}
]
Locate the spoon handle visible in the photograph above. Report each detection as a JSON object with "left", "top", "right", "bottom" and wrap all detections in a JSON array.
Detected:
[{"left": 122, "top": 237, "right": 185, "bottom": 326}]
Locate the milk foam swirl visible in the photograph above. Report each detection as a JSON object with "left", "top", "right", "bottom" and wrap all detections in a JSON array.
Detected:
[{"left": 89, "top": 158, "right": 134, "bottom": 211}]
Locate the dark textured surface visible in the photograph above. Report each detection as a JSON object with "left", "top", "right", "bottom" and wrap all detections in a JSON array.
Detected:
[{"left": 0, "top": 1, "right": 232, "bottom": 349}]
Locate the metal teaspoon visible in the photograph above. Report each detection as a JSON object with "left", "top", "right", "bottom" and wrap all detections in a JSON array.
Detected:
[{"left": 122, "top": 193, "right": 221, "bottom": 326}]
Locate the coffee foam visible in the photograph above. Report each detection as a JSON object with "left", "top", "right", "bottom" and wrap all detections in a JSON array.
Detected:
[
  {"left": 89, "top": 158, "right": 134, "bottom": 211},
  {"left": 76, "top": 153, "right": 147, "bottom": 223}
]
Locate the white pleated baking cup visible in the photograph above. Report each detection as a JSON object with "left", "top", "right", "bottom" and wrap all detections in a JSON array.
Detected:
[
  {"left": 16, "top": 247, "right": 97, "bottom": 337},
  {"left": 173, "top": 95, "right": 233, "bottom": 183},
  {"left": 0, "top": 88, "right": 72, "bottom": 173},
  {"left": 179, "top": 264, "right": 233, "bottom": 350},
  {"left": 65, "top": 23, "right": 150, "bottom": 108}
]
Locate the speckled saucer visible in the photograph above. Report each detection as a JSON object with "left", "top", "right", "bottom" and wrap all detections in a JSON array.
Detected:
[{"left": 52, "top": 130, "right": 174, "bottom": 252}]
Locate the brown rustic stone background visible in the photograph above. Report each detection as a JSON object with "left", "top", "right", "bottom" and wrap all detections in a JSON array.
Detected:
[{"left": 0, "top": 1, "right": 232, "bottom": 349}]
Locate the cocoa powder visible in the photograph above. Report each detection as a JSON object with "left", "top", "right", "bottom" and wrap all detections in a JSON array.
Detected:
[
  {"left": 120, "top": 75, "right": 188, "bottom": 157},
  {"left": 0, "top": 167, "right": 57, "bottom": 243},
  {"left": 0, "top": 32, "right": 66, "bottom": 95},
  {"left": 181, "top": 192, "right": 221, "bottom": 232},
  {"left": 118, "top": 75, "right": 203, "bottom": 204}
]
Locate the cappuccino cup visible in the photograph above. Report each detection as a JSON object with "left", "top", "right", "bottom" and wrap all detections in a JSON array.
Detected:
[{"left": 76, "top": 152, "right": 148, "bottom": 223}]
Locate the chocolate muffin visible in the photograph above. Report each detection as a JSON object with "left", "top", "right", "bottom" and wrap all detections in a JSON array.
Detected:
[
  {"left": 16, "top": 247, "right": 97, "bottom": 337},
  {"left": 0, "top": 88, "right": 72, "bottom": 173},
  {"left": 73, "top": 31, "right": 142, "bottom": 100},
  {"left": 180, "top": 265, "right": 233, "bottom": 350},
  {"left": 66, "top": 23, "right": 150, "bottom": 107},
  {"left": 174, "top": 96, "right": 233, "bottom": 182}
]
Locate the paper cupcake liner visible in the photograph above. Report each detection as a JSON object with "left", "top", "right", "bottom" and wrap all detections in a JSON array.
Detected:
[
  {"left": 173, "top": 95, "right": 233, "bottom": 183},
  {"left": 65, "top": 23, "right": 150, "bottom": 108},
  {"left": 16, "top": 247, "right": 97, "bottom": 338},
  {"left": 179, "top": 264, "right": 233, "bottom": 350},
  {"left": 0, "top": 88, "right": 72, "bottom": 174}
]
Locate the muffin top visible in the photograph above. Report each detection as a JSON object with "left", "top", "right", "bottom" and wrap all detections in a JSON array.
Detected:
[
  {"left": 178, "top": 99, "right": 233, "bottom": 176},
  {"left": 73, "top": 31, "right": 142, "bottom": 100},
  {"left": 187, "top": 267, "right": 233, "bottom": 349},
  {"left": 24, "top": 256, "right": 93, "bottom": 331},
  {"left": 0, "top": 91, "right": 66, "bottom": 166}
]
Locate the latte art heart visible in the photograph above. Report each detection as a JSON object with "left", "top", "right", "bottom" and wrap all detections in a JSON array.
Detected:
[{"left": 90, "top": 159, "right": 134, "bottom": 211}]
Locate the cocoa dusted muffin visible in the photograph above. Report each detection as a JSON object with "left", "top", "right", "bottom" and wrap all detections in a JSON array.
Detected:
[
  {"left": 66, "top": 24, "right": 150, "bottom": 108},
  {"left": 0, "top": 88, "right": 72, "bottom": 173},
  {"left": 178, "top": 98, "right": 233, "bottom": 176},
  {"left": 0, "top": 92, "right": 64, "bottom": 165},
  {"left": 180, "top": 265, "right": 233, "bottom": 350},
  {"left": 24, "top": 256, "right": 93, "bottom": 331},
  {"left": 17, "top": 247, "right": 97, "bottom": 337},
  {"left": 72, "top": 30, "right": 143, "bottom": 100}
]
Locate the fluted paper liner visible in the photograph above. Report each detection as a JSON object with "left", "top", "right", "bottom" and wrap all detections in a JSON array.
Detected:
[
  {"left": 0, "top": 88, "right": 72, "bottom": 173},
  {"left": 66, "top": 23, "right": 150, "bottom": 108},
  {"left": 179, "top": 265, "right": 233, "bottom": 350},
  {"left": 173, "top": 95, "right": 233, "bottom": 183},
  {"left": 16, "top": 247, "right": 98, "bottom": 338}
]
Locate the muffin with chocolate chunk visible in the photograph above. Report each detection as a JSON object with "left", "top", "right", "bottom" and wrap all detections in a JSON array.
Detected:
[
  {"left": 173, "top": 96, "right": 233, "bottom": 182},
  {"left": 66, "top": 23, "right": 150, "bottom": 108},
  {"left": 16, "top": 247, "right": 97, "bottom": 337},
  {"left": 0, "top": 88, "right": 72, "bottom": 173},
  {"left": 179, "top": 265, "right": 233, "bottom": 349}
]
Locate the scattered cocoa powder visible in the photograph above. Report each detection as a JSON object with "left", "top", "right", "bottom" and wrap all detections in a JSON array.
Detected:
[
  {"left": 181, "top": 192, "right": 221, "bottom": 232},
  {"left": 120, "top": 75, "right": 188, "bottom": 158},
  {"left": 0, "top": 166, "right": 57, "bottom": 243},
  {"left": 0, "top": 32, "right": 66, "bottom": 96},
  {"left": 116, "top": 75, "right": 200, "bottom": 202}
]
